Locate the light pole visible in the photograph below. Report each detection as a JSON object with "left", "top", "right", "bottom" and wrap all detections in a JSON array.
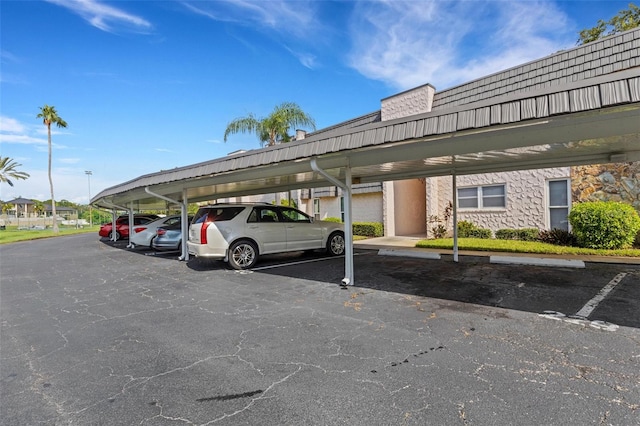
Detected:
[{"left": 85, "top": 171, "right": 93, "bottom": 226}]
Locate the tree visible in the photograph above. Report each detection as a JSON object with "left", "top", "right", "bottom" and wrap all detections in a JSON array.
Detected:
[
  {"left": 223, "top": 102, "right": 316, "bottom": 147},
  {"left": 578, "top": 3, "right": 639, "bottom": 44},
  {"left": 2, "top": 202, "right": 15, "bottom": 215},
  {"left": 33, "top": 201, "right": 45, "bottom": 217},
  {"left": 0, "top": 156, "right": 30, "bottom": 186},
  {"left": 37, "top": 105, "right": 68, "bottom": 233}
]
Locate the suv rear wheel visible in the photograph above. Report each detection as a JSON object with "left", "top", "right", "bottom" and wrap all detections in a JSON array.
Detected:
[
  {"left": 327, "top": 232, "right": 345, "bottom": 256},
  {"left": 228, "top": 240, "right": 258, "bottom": 270},
  {"left": 110, "top": 231, "right": 121, "bottom": 241}
]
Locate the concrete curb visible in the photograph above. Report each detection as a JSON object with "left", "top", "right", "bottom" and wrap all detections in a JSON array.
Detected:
[
  {"left": 378, "top": 249, "right": 441, "bottom": 260},
  {"left": 490, "top": 255, "right": 585, "bottom": 268}
]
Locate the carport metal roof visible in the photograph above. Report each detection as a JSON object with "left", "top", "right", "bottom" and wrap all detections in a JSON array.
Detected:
[
  {"left": 91, "top": 30, "right": 640, "bottom": 285},
  {"left": 92, "top": 68, "right": 640, "bottom": 211}
]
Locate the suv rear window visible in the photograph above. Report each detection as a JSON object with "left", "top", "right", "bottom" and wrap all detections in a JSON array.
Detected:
[{"left": 193, "top": 207, "right": 244, "bottom": 224}]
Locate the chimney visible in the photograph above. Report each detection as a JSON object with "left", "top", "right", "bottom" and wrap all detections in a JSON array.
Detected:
[{"left": 295, "top": 129, "right": 307, "bottom": 140}]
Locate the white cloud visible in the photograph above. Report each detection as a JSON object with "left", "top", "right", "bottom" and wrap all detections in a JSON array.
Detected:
[
  {"left": 0, "top": 116, "right": 27, "bottom": 134},
  {"left": 59, "top": 158, "right": 81, "bottom": 164},
  {"left": 181, "top": 0, "right": 325, "bottom": 67},
  {"left": 285, "top": 46, "right": 317, "bottom": 69},
  {"left": 45, "top": 0, "right": 152, "bottom": 33},
  {"left": 182, "top": 0, "right": 318, "bottom": 39},
  {"left": 347, "top": 0, "right": 574, "bottom": 91}
]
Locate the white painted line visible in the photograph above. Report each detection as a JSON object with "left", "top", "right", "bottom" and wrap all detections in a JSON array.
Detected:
[
  {"left": 251, "top": 253, "right": 366, "bottom": 271},
  {"left": 575, "top": 272, "right": 627, "bottom": 318},
  {"left": 378, "top": 249, "right": 441, "bottom": 260},
  {"left": 490, "top": 256, "right": 585, "bottom": 268}
]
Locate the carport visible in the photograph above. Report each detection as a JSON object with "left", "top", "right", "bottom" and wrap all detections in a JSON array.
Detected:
[{"left": 92, "top": 31, "right": 640, "bottom": 286}]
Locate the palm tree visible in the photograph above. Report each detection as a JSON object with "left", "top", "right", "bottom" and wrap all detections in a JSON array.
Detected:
[
  {"left": 37, "top": 105, "right": 67, "bottom": 233},
  {"left": 0, "top": 156, "right": 30, "bottom": 186},
  {"left": 224, "top": 102, "right": 316, "bottom": 147}
]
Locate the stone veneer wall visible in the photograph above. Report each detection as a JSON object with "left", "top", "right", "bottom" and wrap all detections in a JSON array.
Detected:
[{"left": 571, "top": 162, "right": 640, "bottom": 211}]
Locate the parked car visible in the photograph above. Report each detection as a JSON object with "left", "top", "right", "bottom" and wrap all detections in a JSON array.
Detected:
[
  {"left": 98, "top": 214, "right": 159, "bottom": 240},
  {"left": 130, "top": 215, "right": 183, "bottom": 248},
  {"left": 187, "top": 204, "right": 345, "bottom": 269},
  {"left": 152, "top": 216, "right": 193, "bottom": 251}
]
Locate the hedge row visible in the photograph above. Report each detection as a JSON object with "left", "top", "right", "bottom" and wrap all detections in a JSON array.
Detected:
[{"left": 324, "top": 218, "right": 384, "bottom": 238}]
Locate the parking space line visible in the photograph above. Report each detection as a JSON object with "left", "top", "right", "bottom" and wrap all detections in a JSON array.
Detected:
[
  {"left": 252, "top": 253, "right": 366, "bottom": 271},
  {"left": 575, "top": 272, "right": 627, "bottom": 318}
]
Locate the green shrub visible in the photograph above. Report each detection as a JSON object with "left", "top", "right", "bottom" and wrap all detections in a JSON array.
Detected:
[
  {"left": 322, "top": 217, "right": 342, "bottom": 223},
  {"left": 457, "top": 221, "right": 476, "bottom": 237},
  {"left": 496, "top": 228, "right": 539, "bottom": 241},
  {"left": 457, "top": 220, "right": 492, "bottom": 239},
  {"left": 353, "top": 222, "right": 384, "bottom": 237},
  {"left": 466, "top": 228, "right": 492, "bottom": 239},
  {"left": 319, "top": 218, "right": 384, "bottom": 237},
  {"left": 431, "top": 224, "right": 447, "bottom": 239},
  {"left": 538, "top": 228, "right": 578, "bottom": 246},
  {"left": 568, "top": 201, "right": 640, "bottom": 249}
]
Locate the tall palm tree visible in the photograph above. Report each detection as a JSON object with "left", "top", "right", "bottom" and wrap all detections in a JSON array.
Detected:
[
  {"left": 0, "top": 156, "right": 30, "bottom": 186},
  {"left": 37, "top": 105, "right": 67, "bottom": 233},
  {"left": 224, "top": 102, "right": 316, "bottom": 147}
]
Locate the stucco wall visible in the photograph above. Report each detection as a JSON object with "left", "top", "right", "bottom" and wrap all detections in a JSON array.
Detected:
[
  {"left": 429, "top": 168, "right": 570, "bottom": 234},
  {"left": 381, "top": 84, "right": 435, "bottom": 121}
]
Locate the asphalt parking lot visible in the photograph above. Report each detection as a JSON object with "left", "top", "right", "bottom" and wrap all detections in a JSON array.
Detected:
[{"left": 2, "top": 233, "right": 639, "bottom": 425}]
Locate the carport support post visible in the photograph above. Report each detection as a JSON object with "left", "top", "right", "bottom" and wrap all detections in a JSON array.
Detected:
[
  {"left": 143, "top": 187, "right": 189, "bottom": 261},
  {"left": 127, "top": 204, "right": 135, "bottom": 248},
  {"left": 310, "top": 158, "right": 354, "bottom": 286},
  {"left": 452, "top": 172, "right": 459, "bottom": 262},
  {"left": 111, "top": 210, "right": 117, "bottom": 242},
  {"left": 181, "top": 189, "right": 189, "bottom": 261}
]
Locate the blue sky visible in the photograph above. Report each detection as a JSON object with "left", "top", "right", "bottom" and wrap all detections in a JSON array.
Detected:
[{"left": 0, "top": 0, "right": 631, "bottom": 204}]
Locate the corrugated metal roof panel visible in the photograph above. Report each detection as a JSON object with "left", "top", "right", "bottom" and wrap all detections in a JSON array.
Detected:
[
  {"left": 549, "top": 92, "right": 570, "bottom": 115},
  {"left": 536, "top": 96, "right": 549, "bottom": 117},
  {"left": 521, "top": 98, "right": 537, "bottom": 120},
  {"left": 629, "top": 77, "right": 640, "bottom": 102},
  {"left": 600, "top": 80, "right": 631, "bottom": 106},
  {"left": 501, "top": 101, "right": 521, "bottom": 123},
  {"left": 475, "top": 107, "right": 490, "bottom": 127},
  {"left": 490, "top": 105, "right": 501, "bottom": 124},
  {"left": 437, "top": 113, "right": 457, "bottom": 133},
  {"left": 457, "top": 110, "right": 476, "bottom": 130},
  {"left": 570, "top": 86, "right": 601, "bottom": 112}
]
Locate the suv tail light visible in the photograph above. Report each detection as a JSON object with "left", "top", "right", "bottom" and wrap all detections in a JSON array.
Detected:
[
  {"left": 157, "top": 228, "right": 167, "bottom": 236},
  {"left": 134, "top": 227, "right": 146, "bottom": 233},
  {"left": 200, "top": 222, "right": 210, "bottom": 244}
]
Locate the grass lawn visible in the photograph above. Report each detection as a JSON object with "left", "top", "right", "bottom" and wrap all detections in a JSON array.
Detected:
[
  {"left": 0, "top": 226, "right": 100, "bottom": 244},
  {"left": 416, "top": 237, "right": 640, "bottom": 257}
]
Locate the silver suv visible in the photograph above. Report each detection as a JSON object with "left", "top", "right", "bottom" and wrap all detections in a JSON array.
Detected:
[{"left": 187, "top": 204, "right": 345, "bottom": 269}]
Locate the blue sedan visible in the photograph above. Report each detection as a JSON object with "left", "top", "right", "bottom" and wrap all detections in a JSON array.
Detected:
[{"left": 152, "top": 217, "right": 192, "bottom": 251}]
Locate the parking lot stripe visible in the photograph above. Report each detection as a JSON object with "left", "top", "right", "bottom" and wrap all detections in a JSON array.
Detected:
[
  {"left": 251, "top": 254, "right": 364, "bottom": 271},
  {"left": 575, "top": 272, "right": 627, "bottom": 318}
]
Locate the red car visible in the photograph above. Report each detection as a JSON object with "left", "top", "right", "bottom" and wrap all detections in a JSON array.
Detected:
[{"left": 99, "top": 215, "right": 159, "bottom": 240}]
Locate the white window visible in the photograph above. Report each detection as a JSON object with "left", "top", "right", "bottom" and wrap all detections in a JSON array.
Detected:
[
  {"left": 313, "top": 198, "right": 320, "bottom": 220},
  {"left": 457, "top": 184, "right": 506, "bottom": 209},
  {"left": 548, "top": 179, "right": 570, "bottom": 231}
]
